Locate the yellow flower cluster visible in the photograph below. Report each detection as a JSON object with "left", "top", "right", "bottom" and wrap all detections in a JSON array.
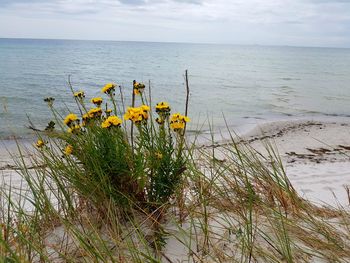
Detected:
[
  {"left": 101, "top": 83, "right": 116, "bottom": 95},
  {"left": 36, "top": 139, "right": 46, "bottom": 148},
  {"left": 64, "top": 144, "right": 73, "bottom": 155},
  {"left": 133, "top": 81, "right": 145, "bottom": 95},
  {"left": 74, "top": 91, "right": 85, "bottom": 99},
  {"left": 64, "top": 113, "right": 78, "bottom": 126},
  {"left": 91, "top": 97, "right": 103, "bottom": 106},
  {"left": 124, "top": 105, "right": 150, "bottom": 124},
  {"left": 88, "top": 107, "right": 103, "bottom": 118},
  {"left": 101, "top": 115, "right": 122, "bottom": 129},
  {"left": 105, "top": 109, "right": 112, "bottom": 116},
  {"left": 64, "top": 113, "right": 81, "bottom": 134},
  {"left": 155, "top": 102, "right": 171, "bottom": 125},
  {"left": 170, "top": 113, "right": 190, "bottom": 131},
  {"left": 155, "top": 102, "right": 171, "bottom": 113}
]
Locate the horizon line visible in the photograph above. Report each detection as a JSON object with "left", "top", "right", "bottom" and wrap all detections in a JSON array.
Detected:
[{"left": 0, "top": 36, "right": 349, "bottom": 50}]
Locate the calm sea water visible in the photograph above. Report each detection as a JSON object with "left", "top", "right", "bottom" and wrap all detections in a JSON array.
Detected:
[{"left": 1, "top": 38, "right": 350, "bottom": 139}]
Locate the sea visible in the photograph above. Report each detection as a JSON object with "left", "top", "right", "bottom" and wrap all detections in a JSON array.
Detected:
[{"left": 1, "top": 38, "right": 350, "bottom": 140}]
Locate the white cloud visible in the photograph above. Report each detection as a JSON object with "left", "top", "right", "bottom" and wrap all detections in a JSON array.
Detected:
[{"left": 0, "top": 0, "right": 349, "bottom": 47}]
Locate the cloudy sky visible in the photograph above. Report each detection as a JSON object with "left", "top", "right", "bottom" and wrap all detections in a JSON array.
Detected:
[{"left": 0, "top": 0, "right": 350, "bottom": 47}]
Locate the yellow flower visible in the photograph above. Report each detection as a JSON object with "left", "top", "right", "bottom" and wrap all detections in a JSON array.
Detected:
[
  {"left": 141, "top": 105, "right": 150, "bottom": 111},
  {"left": 170, "top": 113, "right": 180, "bottom": 121},
  {"left": 101, "top": 115, "right": 122, "bottom": 128},
  {"left": 156, "top": 102, "right": 171, "bottom": 120},
  {"left": 170, "top": 121, "right": 185, "bottom": 131},
  {"left": 133, "top": 81, "right": 145, "bottom": 95},
  {"left": 64, "top": 113, "right": 78, "bottom": 126},
  {"left": 124, "top": 105, "right": 150, "bottom": 124},
  {"left": 170, "top": 113, "right": 190, "bottom": 123},
  {"left": 101, "top": 83, "right": 116, "bottom": 94},
  {"left": 170, "top": 113, "right": 190, "bottom": 132},
  {"left": 82, "top": 113, "right": 90, "bottom": 126},
  {"left": 36, "top": 139, "right": 45, "bottom": 148},
  {"left": 101, "top": 122, "right": 110, "bottom": 129},
  {"left": 67, "top": 124, "right": 81, "bottom": 134},
  {"left": 156, "top": 102, "right": 170, "bottom": 113},
  {"left": 74, "top": 91, "right": 85, "bottom": 99},
  {"left": 88, "top": 107, "right": 103, "bottom": 118},
  {"left": 64, "top": 144, "right": 73, "bottom": 155},
  {"left": 183, "top": 116, "right": 190, "bottom": 122},
  {"left": 91, "top": 97, "right": 103, "bottom": 106}
]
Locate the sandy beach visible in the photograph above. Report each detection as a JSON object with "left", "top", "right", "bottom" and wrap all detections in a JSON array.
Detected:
[
  {"left": 0, "top": 139, "right": 34, "bottom": 196},
  {"left": 246, "top": 119, "right": 350, "bottom": 207},
  {"left": 195, "top": 117, "right": 350, "bottom": 207}
]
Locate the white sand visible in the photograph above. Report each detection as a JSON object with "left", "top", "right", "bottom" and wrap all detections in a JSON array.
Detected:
[
  {"left": 0, "top": 139, "right": 34, "bottom": 201},
  {"left": 194, "top": 117, "right": 350, "bottom": 206},
  {"left": 242, "top": 119, "right": 350, "bottom": 207}
]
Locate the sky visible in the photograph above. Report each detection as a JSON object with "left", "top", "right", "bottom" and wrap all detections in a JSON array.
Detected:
[{"left": 0, "top": 0, "right": 350, "bottom": 47}]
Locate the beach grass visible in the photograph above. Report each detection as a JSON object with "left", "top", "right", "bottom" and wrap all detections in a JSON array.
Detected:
[{"left": 1, "top": 77, "right": 350, "bottom": 262}]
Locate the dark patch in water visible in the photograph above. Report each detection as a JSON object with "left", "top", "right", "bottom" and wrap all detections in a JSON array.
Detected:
[
  {"left": 281, "top": 77, "right": 300, "bottom": 81},
  {"left": 323, "top": 113, "right": 350, "bottom": 118}
]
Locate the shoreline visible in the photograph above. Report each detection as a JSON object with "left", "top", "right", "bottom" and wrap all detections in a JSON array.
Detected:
[{"left": 2, "top": 116, "right": 350, "bottom": 206}]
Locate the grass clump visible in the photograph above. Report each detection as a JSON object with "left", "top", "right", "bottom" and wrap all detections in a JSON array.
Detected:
[{"left": 36, "top": 81, "right": 189, "bottom": 215}]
